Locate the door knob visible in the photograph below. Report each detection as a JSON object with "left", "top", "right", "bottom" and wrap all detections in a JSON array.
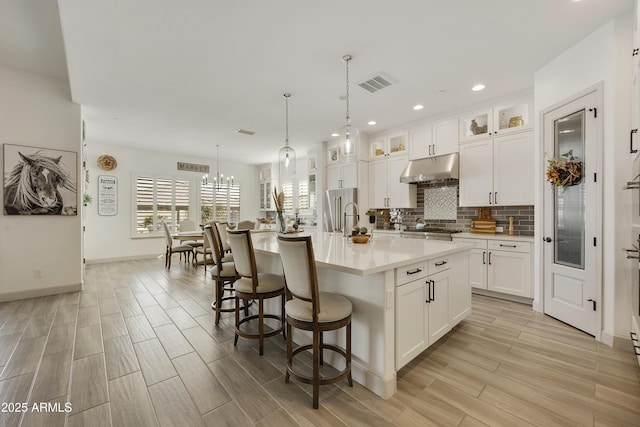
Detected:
[{"left": 544, "top": 237, "right": 552, "bottom": 243}]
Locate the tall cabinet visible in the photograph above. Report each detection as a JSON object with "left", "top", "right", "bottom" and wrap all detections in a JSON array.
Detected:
[
  {"left": 368, "top": 132, "right": 416, "bottom": 209},
  {"left": 458, "top": 98, "right": 533, "bottom": 207}
]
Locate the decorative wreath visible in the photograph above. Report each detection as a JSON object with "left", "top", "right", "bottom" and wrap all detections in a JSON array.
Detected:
[{"left": 546, "top": 157, "right": 582, "bottom": 187}]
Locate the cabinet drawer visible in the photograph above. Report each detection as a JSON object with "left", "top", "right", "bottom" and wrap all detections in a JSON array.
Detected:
[
  {"left": 396, "top": 261, "right": 428, "bottom": 286},
  {"left": 453, "top": 238, "right": 487, "bottom": 250},
  {"left": 488, "top": 240, "right": 530, "bottom": 253},
  {"left": 428, "top": 257, "right": 450, "bottom": 275}
]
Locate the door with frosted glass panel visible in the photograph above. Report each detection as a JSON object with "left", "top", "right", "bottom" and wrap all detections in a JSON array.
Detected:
[{"left": 543, "top": 89, "right": 601, "bottom": 337}]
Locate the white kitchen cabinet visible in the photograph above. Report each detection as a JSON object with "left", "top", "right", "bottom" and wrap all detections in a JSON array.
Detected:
[
  {"left": 459, "top": 98, "right": 532, "bottom": 142},
  {"left": 395, "top": 276, "right": 429, "bottom": 368},
  {"left": 395, "top": 254, "right": 470, "bottom": 370},
  {"left": 453, "top": 236, "right": 532, "bottom": 299},
  {"left": 326, "top": 162, "right": 358, "bottom": 190},
  {"left": 368, "top": 154, "right": 416, "bottom": 208},
  {"left": 409, "top": 117, "right": 458, "bottom": 160},
  {"left": 427, "top": 269, "right": 451, "bottom": 344},
  {"left": 459, "top": 131, "right": 533, "bottom": 207},
  {"left": 486, "top": 240, "right": 531, "bottom": 298}
]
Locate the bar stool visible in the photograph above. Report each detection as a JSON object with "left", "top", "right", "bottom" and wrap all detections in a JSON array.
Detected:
[
  {"left": 203, "top": 225, "right": 245, "bottom": 324},
  {"left": 226, "top": 229, "right": 285, "bottom": 355},
  {"left": 276, "top": 235, "right": 353, "bottom": 409}
]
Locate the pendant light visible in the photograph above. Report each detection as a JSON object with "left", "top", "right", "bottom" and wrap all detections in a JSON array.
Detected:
[
  {"left": 279, "top": 93, "right": 296, "bottom": 178},
  {"left": 339, "top": 54, "right": 359, "bottom": 163}
]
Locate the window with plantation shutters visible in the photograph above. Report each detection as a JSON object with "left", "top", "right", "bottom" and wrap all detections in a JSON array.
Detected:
[
  {"left": 211, "top": 183, "right": 241, "bottom": 222},
  {"left": 298, "top": 180, "right": 309, "bottom": 211},
  {"left": 281, "top": 181, "right": 293, "bottom": 213},
  {"left": 134, "top": 175, "right": 190, "bottom": 235}
]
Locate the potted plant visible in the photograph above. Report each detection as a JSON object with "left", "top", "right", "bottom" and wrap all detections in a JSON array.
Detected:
[
  {"left": 82, "top": 193, "right": 93, "bottom": 206},
  {"left": 365, "top": 209, "right": 377, "bottom": 224}
]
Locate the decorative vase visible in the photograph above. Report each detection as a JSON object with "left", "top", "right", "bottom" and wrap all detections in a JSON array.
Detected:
[{"left": 276, "top": 211, "right": 286, "bottom": 234}]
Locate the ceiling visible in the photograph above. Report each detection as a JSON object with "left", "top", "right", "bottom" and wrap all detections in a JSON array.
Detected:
[{"left": 0, "top": 0, "right": 634, "bottom": 164}]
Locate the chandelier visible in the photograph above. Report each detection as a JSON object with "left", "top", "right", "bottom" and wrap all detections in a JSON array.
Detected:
[
  {"left": 203, "top": 144, "right": 233, "bottom": 190},
  {"left": 279, "top": 93, "right": 296, "bottom": 177}
]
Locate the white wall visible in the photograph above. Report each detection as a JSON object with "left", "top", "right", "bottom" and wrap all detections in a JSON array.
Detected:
[
  {"left": 534, "top": 15, "right": 633, "bottom": 343},
  {"left": 0, "top": 66, "right": 82, "bottom": 301},
  {"left": 84, "top": 142, "right": 260, "bottom": 262}
]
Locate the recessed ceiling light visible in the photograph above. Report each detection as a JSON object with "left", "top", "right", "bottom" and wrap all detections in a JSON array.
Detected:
[
  {"left": 368, "top": 121, "right": 377, "bottom": 126},
  {"left": 331, "top": 133, "right": 340, "bottom": 137},
  {"left": 413, "top": 105, "right": 424, "bottom": 111},
  {"left": 472, "top": 84, "right": 485, "bottom": 92}
]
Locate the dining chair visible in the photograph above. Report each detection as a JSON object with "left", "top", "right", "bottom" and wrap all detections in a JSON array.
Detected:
[
  {"left": 203, "top": 225, "right": 244, "bottom": 324},
  {"left": 214, "top": 221, "right": 233, "bottom": 254},
  {"left": 277, "top": 234, "right": 353, "bottom": 409},
  {"left": 161, "top": 220, "right": 193, "bottom": 269},
  {"left": 237, "top": 219, "right": 256, "bottom": 230},
  {"left": 226, "top": 229, "right": 285, "bottom": 355},
  {"left": 179, "top": 219, "right": 204, "bottom": 254}
]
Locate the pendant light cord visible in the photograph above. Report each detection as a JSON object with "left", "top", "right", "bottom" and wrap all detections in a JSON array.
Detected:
[
  {"left": 343, "top": 55, "right": 352, "bottom": 126},
  {"left": 284, "top": 93, "right": 290, "bottom": 147}
]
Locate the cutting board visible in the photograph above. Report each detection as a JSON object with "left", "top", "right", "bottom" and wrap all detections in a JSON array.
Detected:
[{"left": 470, "top": 208, "right": 496, "bottom": 234}]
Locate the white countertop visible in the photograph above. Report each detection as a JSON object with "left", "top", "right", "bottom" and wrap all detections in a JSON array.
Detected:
[
  {"left": 453, "top": 232, "right": 535, "bottom": 243},
  {"left": 250, "top": 231, "right": 472, "bottom": 276}
]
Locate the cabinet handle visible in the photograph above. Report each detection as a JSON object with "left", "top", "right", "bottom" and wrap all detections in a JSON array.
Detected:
[
  {"left": 494, "top": 192, "right": 498, "bottom": 205},
  {"left": 482, "top": 251, "right": 486, "bottom": 265},
  {"left": 488, "top": 252, "right": 492, "bottom": 265},
  {"left": 499, "top": 244, "right": 517, "bottom": 248},
  {"left": 430, "top": 279, "right": 435, "bottom": 302},
  {"left": 425, "top": 280, "right": 431, "bottom": 303},
  {"left": 631, "top": 129, "right": 638, "bottom": 154},
  {"left": 434, "top": 260, "right": 447, "bottom": 267},
  {"left": 406, "top": 268, "right": 423, "bottom": 275},
  {"left": 489, "top": 192, "right": 492, "bottom": 204}
]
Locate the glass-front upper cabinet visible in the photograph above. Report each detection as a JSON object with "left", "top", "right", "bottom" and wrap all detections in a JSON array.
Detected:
[
  {"left": 459, "top": 98, "right": 532, "bottom": 142},
  {"left": 369, "top": 132, "right": 408, "bottom": 159},
  {"left": 459, "top": 108, "right": 491, "bottom": 141},
  {"left": 493, "top": 98, "right": 532, "bottom": 135}
]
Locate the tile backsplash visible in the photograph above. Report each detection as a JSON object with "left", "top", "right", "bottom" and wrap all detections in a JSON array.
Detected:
[{"left": 373, "top": 180, "right": 534, "bottom": 236}]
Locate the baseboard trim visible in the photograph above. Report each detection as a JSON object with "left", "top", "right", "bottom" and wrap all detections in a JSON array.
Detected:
[
  {"left": 472, "top": 288, "right": 534, "bottom": 305},
  {"left": 86, "top": 254, "right": 161, "bottom": 264},
  {"left": 0, "top": 283, "right": 83, "bottom": 302},
  {"left": 601, "top": 330, "right": 632, "bottom": 351}
]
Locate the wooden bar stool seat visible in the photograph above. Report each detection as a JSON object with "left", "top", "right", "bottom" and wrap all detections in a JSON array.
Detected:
[{"left": 277, "top": 235, "right": 353, "bottom": 409}]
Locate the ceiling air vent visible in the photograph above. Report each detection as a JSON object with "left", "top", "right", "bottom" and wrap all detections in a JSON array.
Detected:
[
  {"left": 358, "top": 74, "right": 393, "bottom": 93},
  {"left": 237, "top": 129, "right": 255, "bottom": 135}
]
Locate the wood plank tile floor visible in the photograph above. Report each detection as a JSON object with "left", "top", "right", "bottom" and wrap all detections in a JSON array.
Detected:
[{"left": 0, "top": 258, "right": 639, "bottom": 426}]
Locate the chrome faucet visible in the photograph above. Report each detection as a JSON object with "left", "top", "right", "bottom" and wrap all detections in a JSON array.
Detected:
[{"left": 343, "top": 202, "right": 360, "bottom": 237}]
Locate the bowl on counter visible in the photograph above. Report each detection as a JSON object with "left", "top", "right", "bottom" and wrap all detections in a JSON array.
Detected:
[{"left": 351, "top": 235, "right": 371, "bottom": 244}]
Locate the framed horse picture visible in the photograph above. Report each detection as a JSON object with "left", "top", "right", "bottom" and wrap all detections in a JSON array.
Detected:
[{"left": 3, "top": 144, "right": 78, "bottom": 215}]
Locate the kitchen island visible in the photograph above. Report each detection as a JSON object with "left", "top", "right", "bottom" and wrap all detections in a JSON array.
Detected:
[{"left": 250, "top": 231, "right": 472, "bottom": 399}]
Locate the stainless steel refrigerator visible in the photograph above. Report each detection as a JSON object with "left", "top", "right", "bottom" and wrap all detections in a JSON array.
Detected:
[{"left": 324, "top": 188, "right": 358, "bottom": 233}]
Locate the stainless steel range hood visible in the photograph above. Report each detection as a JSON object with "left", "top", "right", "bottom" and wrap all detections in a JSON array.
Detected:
[{"left": 399, "top": 153, "right": 459, "bottom": 183}]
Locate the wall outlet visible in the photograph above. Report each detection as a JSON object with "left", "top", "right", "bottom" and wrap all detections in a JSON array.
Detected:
[
  {"left": 496, "top": 226, "right": 504, "bottom": 233},
  {"left": 33, "top": 269, "right": 42, "bottom": 278}
]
